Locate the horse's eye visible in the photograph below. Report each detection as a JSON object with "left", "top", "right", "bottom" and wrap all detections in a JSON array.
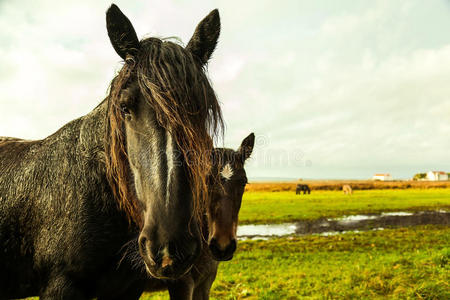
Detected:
[{"left": 120, "top": 104, "right": 131, "bottom": 115}]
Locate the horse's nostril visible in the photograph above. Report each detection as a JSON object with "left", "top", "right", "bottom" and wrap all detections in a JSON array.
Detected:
[
  {"left": 138, "top": 235, "right": 148, "bottom": 255},
  {"left": 227, "top": 239, "right": 237, "bottom": 254}
]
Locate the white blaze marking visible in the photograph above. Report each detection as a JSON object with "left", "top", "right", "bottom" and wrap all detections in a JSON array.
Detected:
[
  {"left": 166, "top": 131, "right": 174, "bottom": 209},
  {"left": 221, "top": 163, "right": 234, "bottom": 180}
]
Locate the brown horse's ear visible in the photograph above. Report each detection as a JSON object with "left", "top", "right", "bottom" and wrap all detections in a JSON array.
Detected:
[
  {"left": 106, "top": 4, "right": 140, "bottom": 61},
  {"left": 186, "top": 9, "right": 220, "bottom": 65},
  {"left": 238, "top": 133, "right": 255, "bottom": 162}
]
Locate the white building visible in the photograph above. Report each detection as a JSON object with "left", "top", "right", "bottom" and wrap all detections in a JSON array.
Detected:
[
  {"left": 372, "top": 173, "right": 393, "bottom": 181},
  {"left": 426, "top": 171, "right": 448, "bottom": 181}
]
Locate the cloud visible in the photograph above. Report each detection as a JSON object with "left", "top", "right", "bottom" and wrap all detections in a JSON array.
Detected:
[{"left": 0, "top": 0, "right": 449, "bottom": 179}]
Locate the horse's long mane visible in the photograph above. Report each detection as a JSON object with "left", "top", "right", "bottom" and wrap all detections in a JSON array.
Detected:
[{"left": 105, "top": 37, "right": 223, "bottom": 227}]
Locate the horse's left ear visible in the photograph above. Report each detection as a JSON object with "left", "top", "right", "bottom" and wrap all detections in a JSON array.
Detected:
[
  {"left": 238, "top": 133, "right": 255, "bottom": 162},
  {"left": 186, "top": 9, "right": 220, "bottom": 64},
  {"left": 106, "top": 4, "right": 140, "bottom": 61}
]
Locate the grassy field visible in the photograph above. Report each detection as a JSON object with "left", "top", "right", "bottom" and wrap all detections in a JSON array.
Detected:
[
  {"left": 22, "top": 188, "right": 450, "bottom": 299},
  {"left": 239, "top": 188, "right": 450, "bottom": 224},
  {"left": 142, "top": 225, "right": 449, "bottom": 299}
]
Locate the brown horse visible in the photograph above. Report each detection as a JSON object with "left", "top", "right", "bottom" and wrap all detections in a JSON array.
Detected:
[{"left": 343, "top": 184, "right": 353, "bottom": 195}]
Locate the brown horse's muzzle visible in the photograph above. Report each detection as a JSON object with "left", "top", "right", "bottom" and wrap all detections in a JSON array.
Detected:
[
  {"left": 208, "top": 220, "right": 238, "bottom": 261},
  {"left": 208, "top": 237, "right": 237, "bottom": 261}
]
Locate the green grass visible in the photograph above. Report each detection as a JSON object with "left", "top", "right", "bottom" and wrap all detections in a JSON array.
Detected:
[
  {"left": 142, "top": 225, "right": 449, "bottom": 299},
  {"left": 22, "top": 189, "right": 450, "bottom": 299},
  {"left": 239, "top": 189, "right": 450, "bottom": 224}
]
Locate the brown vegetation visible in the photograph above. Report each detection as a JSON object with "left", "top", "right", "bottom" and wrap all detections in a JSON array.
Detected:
[{"left": 245, "top": 180, "right": 450, "bottom": 192}]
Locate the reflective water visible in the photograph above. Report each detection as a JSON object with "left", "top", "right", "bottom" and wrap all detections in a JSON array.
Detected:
[
  {"left": 237, "top": 223, "right": 297, "bottom": 239},
  {"left": 237, "top": 210, "right": 449, "bottom": 240}
]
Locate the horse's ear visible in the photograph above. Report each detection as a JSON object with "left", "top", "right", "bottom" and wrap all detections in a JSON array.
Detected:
[
  {"left": 238, "top": 133, "right": 255, "bottom": 162},
  {"left": 186, "top": 9, "right": 220, "bottom": 65},
  {"left": 106, "top": 4, "right": 140, "bottom": 61}
]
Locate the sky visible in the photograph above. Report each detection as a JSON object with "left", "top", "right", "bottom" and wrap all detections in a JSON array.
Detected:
[{"left": 0, "top": 0, "right": 449, "bottom": 180}]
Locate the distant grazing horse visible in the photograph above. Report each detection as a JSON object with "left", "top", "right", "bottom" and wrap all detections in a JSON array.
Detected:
[
  {"left": 296, "top": 184, "right": 311, "bottom": 194},
  {"left": 343, "top": 184, "right": 353, "bottom": 195},
  {"left": 119, "top": 133, "right": 255, "bottom": 300},
  {"left": 0, "top": 4, "right": 223, "bottom": 299}
]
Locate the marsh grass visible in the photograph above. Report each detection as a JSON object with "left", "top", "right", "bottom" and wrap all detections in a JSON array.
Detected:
[
  {"left": 24, "top": 189, "right": 449, "bottom": 300},
  {"left": 239, "top": 189, "right": 450, "bottom": 224},
  {"left": 142, "top": 225, "right": 449, "bottom": 299}
]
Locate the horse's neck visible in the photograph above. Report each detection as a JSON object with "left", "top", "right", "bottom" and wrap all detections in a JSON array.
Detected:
[
  {"left": 0, "top": 100, "right": 111, "bottom": 212},
  {"left": 31, "top": 100, "right": 110, "bottom": 189},
  {"left": 77, "top": 100, "right": 108, "bottom": 158},
  {"left": 0, "top": 137, "right": 22, "bottom": 143}
]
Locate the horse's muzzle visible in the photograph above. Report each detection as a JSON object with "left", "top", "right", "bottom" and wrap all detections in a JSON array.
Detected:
[
  {"left": 138, "top": 234, "right": 200, "bottom": 279},
  {"left": 208, "top": 237, "right": 237, "bottom": 261}
]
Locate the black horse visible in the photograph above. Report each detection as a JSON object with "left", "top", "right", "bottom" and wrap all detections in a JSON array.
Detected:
[
  {"left": 296, "top": 184, "right": 311, "bottom": 194},
  {"left": 0, "top": 4, "right": 223, "bottom": 299},
  {"left": 133, "top": 133, "right": 255, "bottom": 300}
]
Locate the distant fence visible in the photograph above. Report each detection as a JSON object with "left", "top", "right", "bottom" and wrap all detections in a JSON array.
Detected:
[{"left": 245, "top": 180, "right": 450, "bottom": 192}]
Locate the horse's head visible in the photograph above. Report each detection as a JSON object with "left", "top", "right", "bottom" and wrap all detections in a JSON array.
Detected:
[
  {"left": 105, "top": 4, "right": 223, "bottom": 279},
  {"left": 208, "top": 133, "right": 254, "bottom": 261}
]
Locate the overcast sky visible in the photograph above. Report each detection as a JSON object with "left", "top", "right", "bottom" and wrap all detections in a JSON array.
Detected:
[{"left": 1, "top": 0, "right": 449, "bottom": 179}]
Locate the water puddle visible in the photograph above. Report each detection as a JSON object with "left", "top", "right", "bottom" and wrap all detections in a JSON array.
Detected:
[
  {"left": 237, "top": 223, "right": 297, "bottom": 240},
  {"left": 381, "top": 212, "right": 414, "bottom": 217},
  {"left": 237, "top": 210, "right": 449, "bottom": 240},
  {"left": 333, "top": 215, "right": 379, "bottom": 223},
  {"left": 317, "top": 227, "right": 385, "bottom": 237}
]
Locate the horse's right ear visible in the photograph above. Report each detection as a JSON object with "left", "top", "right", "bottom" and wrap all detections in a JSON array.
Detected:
[
  {"left": 186, "top": 9, "right": 220, "bottom": 65},
  {"left": 238, "top": 133, "right": 255, "bottom": 162},
  {"left": 106, "top": 4, "right": 140, "bottom": 61}
]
